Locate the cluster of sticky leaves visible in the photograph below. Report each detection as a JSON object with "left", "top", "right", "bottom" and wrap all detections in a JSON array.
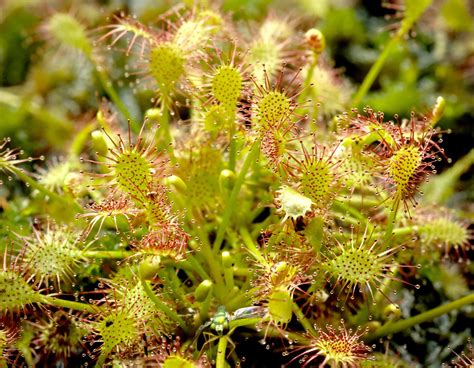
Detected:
[
  {"left": 22, "top": 224, "right": 87, "bottom": 288},
  {"left": 0, "top": 271, "right": 40, "bottom": 314},
  {"left": 80, "top": 122, "right": 190, "bottom": 260},
  {"left": 289, "top": 323, "right": 372, "bottom": 367}
]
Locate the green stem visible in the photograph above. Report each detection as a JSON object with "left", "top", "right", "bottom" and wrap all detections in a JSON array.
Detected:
[
  {"left": 165, "top": 266, "right": 188, "bottom": 305},
  {"left": 70, "top": 121, "right": 97, "bottom": 157},
  {"left": 392, "top": 225, "right": 419, "bottom": 237},
  {"left": 352, "top": 33, "right": 401, "bottom": 106},
  {"left": 18, "top": 345, "right": 35, "bottom": 368},
  {"left": 224, "top": 228, "right": 240, "bottom": 251},
  {"left": 83, "top": 250, "right": 135, "bottom": 259},
  {"left": 40, "top": 295, "right": 96, "bottom": 313},
  {"left": 338, "top": 194, "right": 381, "bottom": 208},
  {"left": 370, "top": 225, "right": 421, "bottom": 240},
  {"left": 352, "top": 0, "right": 432, "bottom": 107},
  {"left": 186, "top": 255, "right": 211, "bottom": 280},
  {"left": 199, "top": 291, "right": 213, "bottom": 324},
  {"left": 368, "top": 293, "right": 474, "bottom": 341},
  {"left": 166, "top": 260, "right": 198, "bottom": 284},
  {"left": 251, "top": 215, "right": 274, "bottom": 239},
  {"left": 233, "top": 267, "right": 251, "bottom": 277},
  {"left": 298, "top": 56, "right": 318, "bottom": 108},
  {"left": 90, "top": 63, "right": 138, "bottom": 132},
  {"left": 216, "top": 336, "right": 229, "bottom": 368},
  {"left": 333, "top": 200, "right": 371, "bottom": 227},
  {"left": 223, "top": 259, "right": 235, "bottom": 291},
  {"left": 374, "top": 196, "right": 401, "bottom": 305},
  {"left": 384, "top": 195, "right": 400, "bottom": 242},
  {"left": 228, "top": 120, "right": 237, "bottom": 171},
  {"left": 258, "top": 325, "right": 309, "bottom": 345},
  {"left": 373, "top": 265, "right": 398, "bottom": 307},
  {"left": 9, "top": 166, "right": 83, "bottom": 212},
  {"left": 229, "top": 317, "right": 261, "bottom": 330},
  {"left": 159, "top": 103, "right": 176, "bottom": 163},
  {"left": 196, "top": 226, "right": 226, "bottom": 298},
  {"left": 240, "top": 227, "right": 266, "bottom": 265},
  {"left": 139, "top": 277, "right": 188, "bottom": 332},
  {"left": 213, "top": 140, "right": 260, "bottom": 251},
  {"left": 96, "top": 349, "right": 109, "bottom": 367},
  {"left": 292, "top": 302, "right": 316, "bottom": 335}
]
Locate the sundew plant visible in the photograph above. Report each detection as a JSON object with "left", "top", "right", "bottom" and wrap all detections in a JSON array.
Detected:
[{"left": 0, "top": 0, "right": 473, "bottom": 367}]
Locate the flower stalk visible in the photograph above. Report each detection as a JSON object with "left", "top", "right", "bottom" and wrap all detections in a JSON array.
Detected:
[
  {"left": 368, "top": 293, "right": 474, "bottom": 341},
  {"left": 213, "top": 139, "right": 261, "bottom": 251}
]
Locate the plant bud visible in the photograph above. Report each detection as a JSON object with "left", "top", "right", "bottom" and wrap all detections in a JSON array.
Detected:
[
  {"left": 222, "top": 251, "right": 233, "bottom": 268},
  {"left": 91, "top": 130, "right": 108, "bottom": 156},
  {"left": 383, "top": 304, "right": 401, "bottom": 321},
  {"left": 163, "top": 175, "right": 188, "bottom": 194},
  {"left": 195, "top": 280, "right": 213, "bottom": 302},
  {"left": 363, "top": 321, "right": 381, "bottom": 333},
  {"left": 305, "top": 28, "right": 325, "bottom": 54},
  {"left": 145, "top": 108, "right": 162, "bottom": 123},
  {"left": 138, "top": 256, "right": 161, "bottom": 280},
  {"left": 431, "top": 96, "right": 445, "bottom": 126},
  {"left": 219, "top": 169, "right": 235, "bottom": 194}
]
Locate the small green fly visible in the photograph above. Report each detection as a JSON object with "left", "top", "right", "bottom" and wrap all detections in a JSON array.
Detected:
[
  {"left": 193, "top": 305, "right": 267, "bottom": 359},
  {"left": 199, "top": 305, "right": 267, "bottom": 336},
  {"left": 209, "top": 305, "right": 230, "bottom": 335}
]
